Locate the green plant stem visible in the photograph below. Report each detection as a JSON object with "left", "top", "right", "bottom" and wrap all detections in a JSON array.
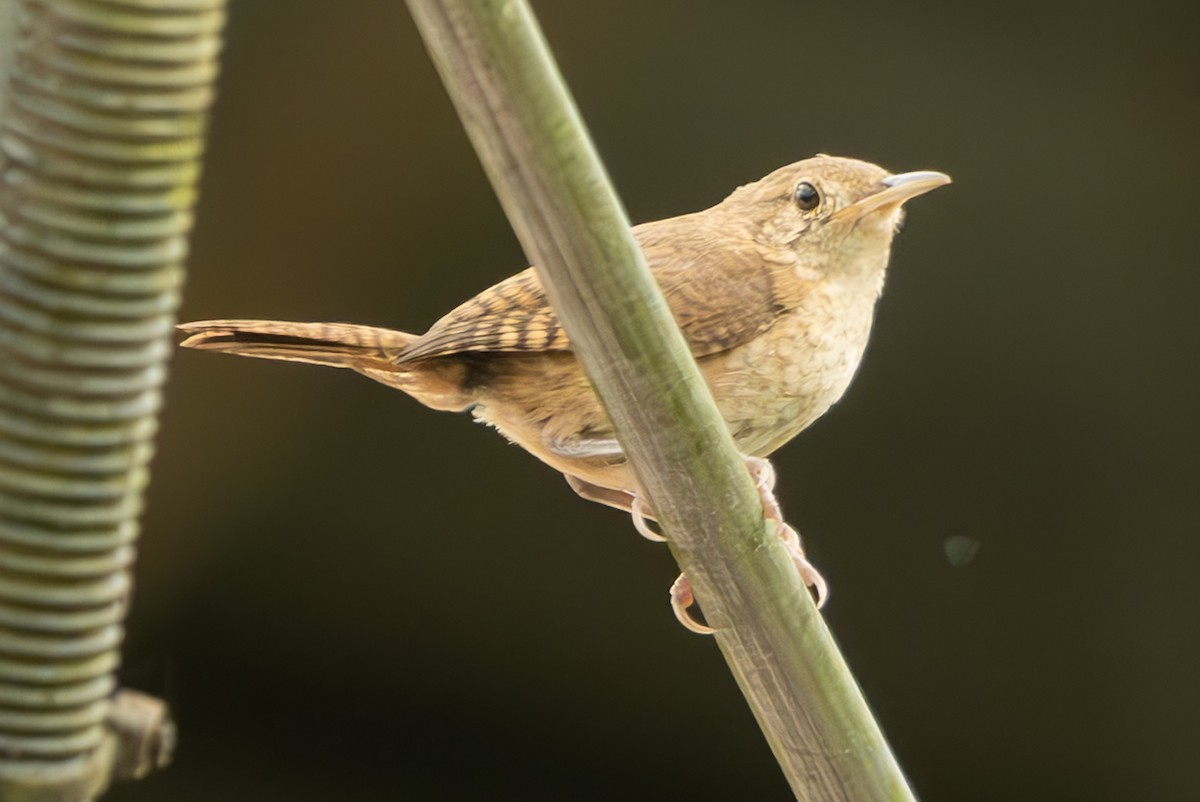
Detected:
[{"left": 403, "top": 1, "right": 916, "bottom": 799}]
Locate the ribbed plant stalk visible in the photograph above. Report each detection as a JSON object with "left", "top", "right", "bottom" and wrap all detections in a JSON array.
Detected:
[
  {"left": 403, "top": 1, "right": 916, "bottom": 800},
  {"left": 0, "top": 0, "right": 226, "bottom": 799}
]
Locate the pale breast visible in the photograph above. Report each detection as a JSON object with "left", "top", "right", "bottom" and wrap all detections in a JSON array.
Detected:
[{"left": 701, "top": 281, "right": 878, "bottom": 456}]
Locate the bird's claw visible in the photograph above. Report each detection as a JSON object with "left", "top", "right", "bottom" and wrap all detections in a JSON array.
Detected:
[
  {"left": 670, "top": 574, "right": 715, "bottom": 635},
  {"left": 630, "top": 495, "right": 667, "bottom": 542}
]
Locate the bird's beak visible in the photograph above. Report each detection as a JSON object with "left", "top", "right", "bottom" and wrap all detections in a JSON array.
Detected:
[{"left": 835, "top": 170, "right": 951, "bottom": 221}]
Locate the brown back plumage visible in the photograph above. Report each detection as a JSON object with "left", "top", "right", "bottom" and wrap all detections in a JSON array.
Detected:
[{"left": 394, "top": 212, "right": 810, "bottom": 364}]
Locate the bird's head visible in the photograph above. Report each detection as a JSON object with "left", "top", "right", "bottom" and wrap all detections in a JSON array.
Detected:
[{"left": 724, "top": 154, "right": 950, "bottom": 285}]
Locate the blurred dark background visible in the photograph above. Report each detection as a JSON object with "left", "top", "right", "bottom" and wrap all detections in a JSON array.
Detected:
[{"left": 113, "top": 1, "right": 1197, "bottom": 800}]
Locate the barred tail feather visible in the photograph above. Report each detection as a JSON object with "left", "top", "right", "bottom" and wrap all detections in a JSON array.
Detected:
[
  {"left": 178, "top": 319, "right": 478, "bottom": 412},
  {"left": 177, "top": 320, "right": 418, "bottom": 369}
]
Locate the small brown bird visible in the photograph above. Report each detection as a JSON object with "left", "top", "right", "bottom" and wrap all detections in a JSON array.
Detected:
[{"left": 180, "top": 155, "right": 948, "bottom": 629}]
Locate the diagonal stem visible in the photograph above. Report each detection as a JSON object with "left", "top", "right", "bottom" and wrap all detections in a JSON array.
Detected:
[{"left": 402, "top": 2, "right": 916, "bottom": 799}]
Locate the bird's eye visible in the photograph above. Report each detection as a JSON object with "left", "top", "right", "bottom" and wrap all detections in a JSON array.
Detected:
[{"left": 793, "top": 181, "right": 820, "bottom": 212}]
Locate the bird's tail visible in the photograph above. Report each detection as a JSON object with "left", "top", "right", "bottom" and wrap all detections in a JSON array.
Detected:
[
  {"left": 177, "top": 319, "right": 479, "bottom": 412},
  {"left": 177, "top": 319, "right": 418, "bottom": 369}
]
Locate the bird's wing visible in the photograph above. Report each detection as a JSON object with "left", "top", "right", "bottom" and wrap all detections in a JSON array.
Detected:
[
  {"left": 645, "top": 223, "right": 802, "bottom": 357},
  {"left": 398, "top": 216, "right": 801, "bottom": 363},
  {"left": 398, "top": 267, "right": 567, "bottom": 362}
]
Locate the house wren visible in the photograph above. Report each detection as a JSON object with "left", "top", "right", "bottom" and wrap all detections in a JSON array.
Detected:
[{"left": 180, "top": 154, "right": 949, "bottom": 628}]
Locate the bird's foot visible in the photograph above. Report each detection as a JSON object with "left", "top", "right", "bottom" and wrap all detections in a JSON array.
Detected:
[
  {"left": 744, "top": 456, "right": 829, "bottom": 609},
  {"left": 777, "top": 522, "right": 829, "bottom": 608},
  {"left": 631, "top": 495, "right": 712, "bottom": 633},
  {"left": 744, "top": 454, "right": 782, "bottom": 519},
  {"left": 667, "top": 528, "right": 827, "bottom": 636},
  {"left": 570, "top": 460, "right": 827, "bottom": 634}
]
